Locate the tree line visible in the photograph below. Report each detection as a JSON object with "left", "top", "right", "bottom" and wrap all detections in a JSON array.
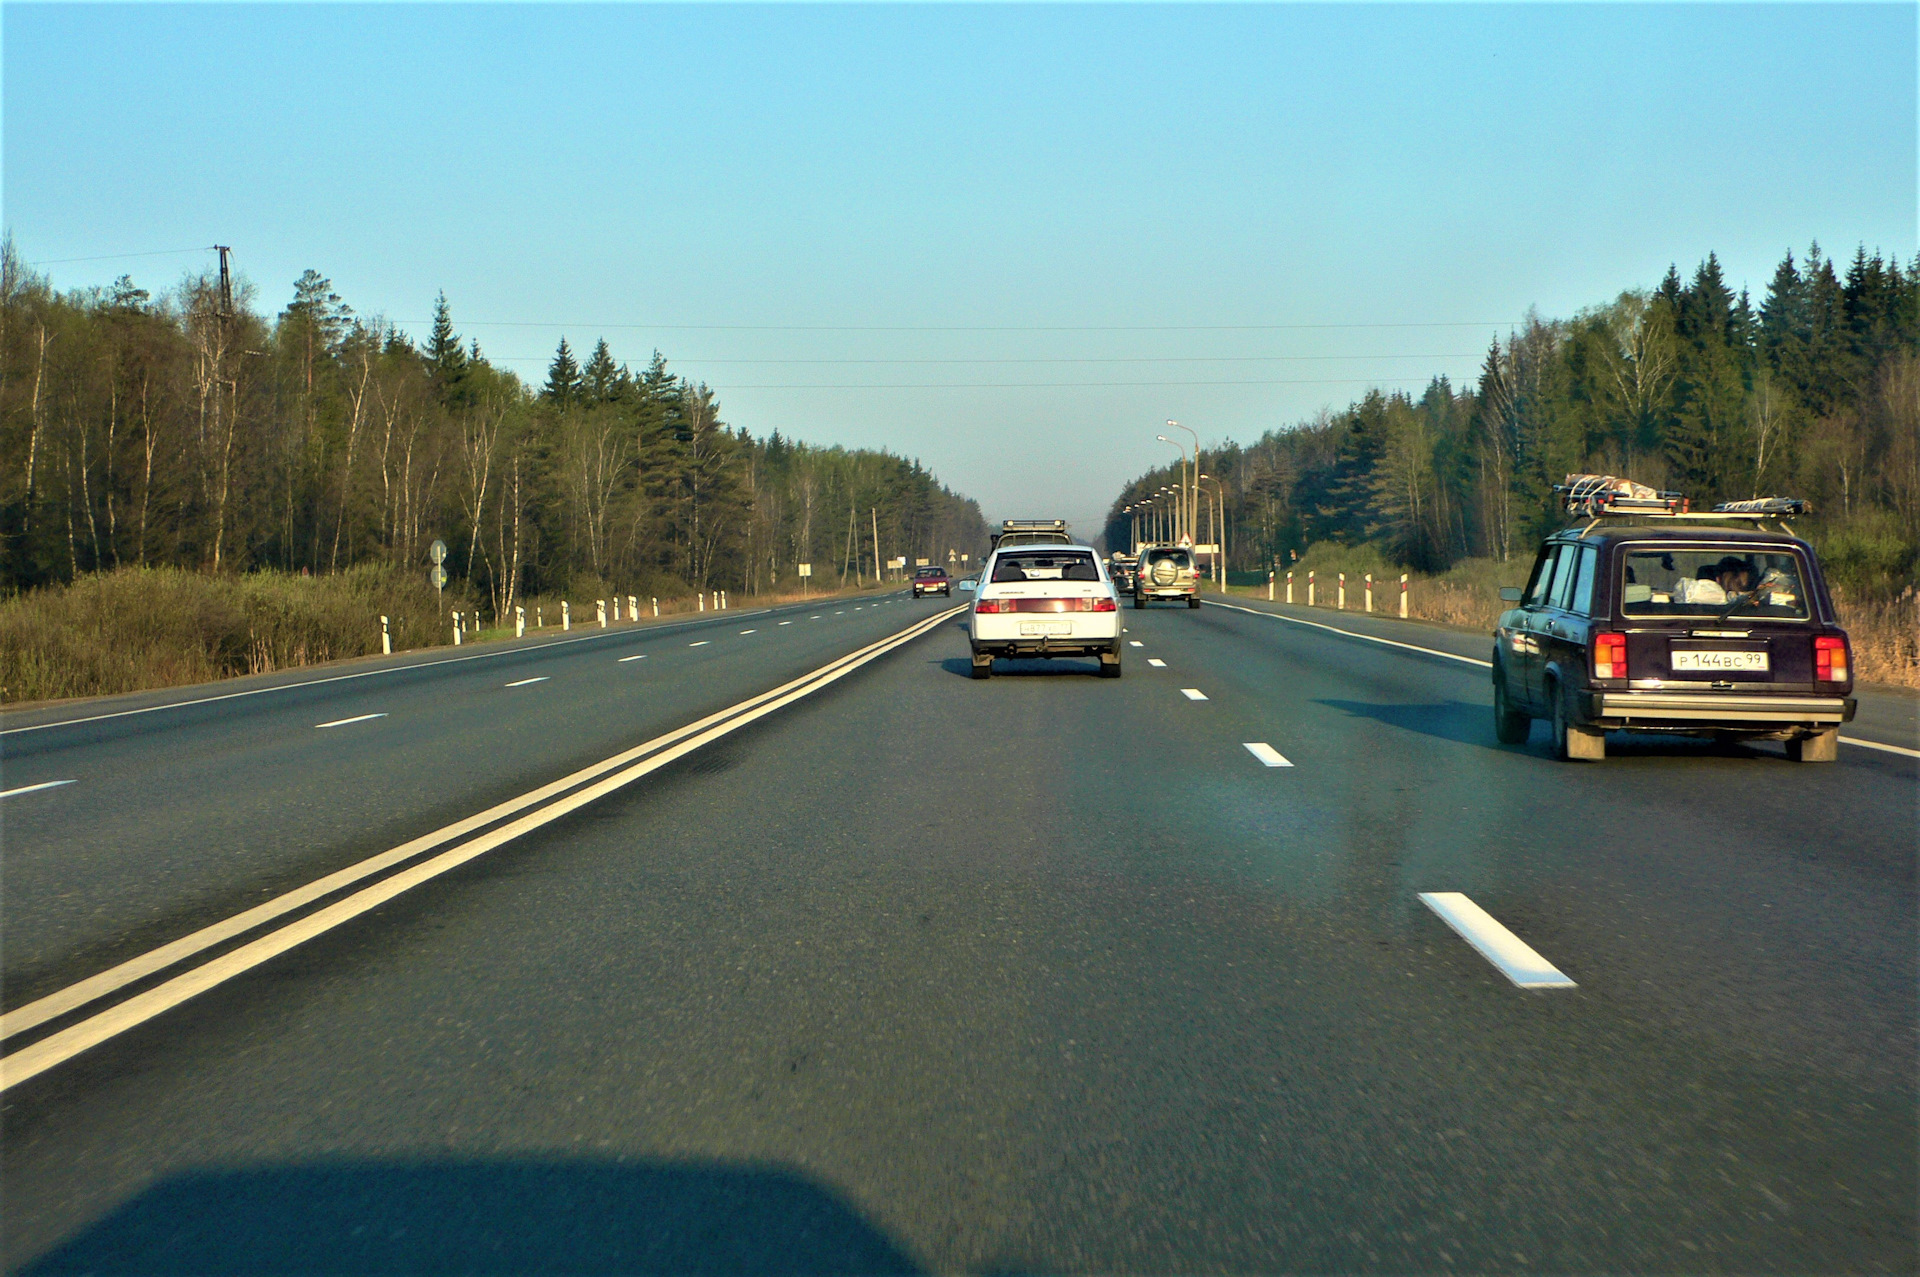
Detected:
[
  {"left": 0, "top": 241, "right": 990, "bottom": 614},
  {"left": 1106, "top": 244, "right": 1919, "bottom": 596}
]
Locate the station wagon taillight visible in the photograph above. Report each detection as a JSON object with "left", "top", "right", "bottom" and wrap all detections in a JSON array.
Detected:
[
  {"left": 1592, "top": 632, "right": 1627, "bottom": 680},
  {"left": 1814, "top": 635, "right": 1849, "bottom": 683},
  {"left": 973, "top": 598, "right": 1010, "bottom": 614},
  {"left": 1092, "top": 597, "right": 1117, "bottom": 612}
]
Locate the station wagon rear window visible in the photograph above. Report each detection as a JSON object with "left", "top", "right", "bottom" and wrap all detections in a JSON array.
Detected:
[
  {"left": 992, "top": 550, "right": 1101, "bottom": 582},
  {"left": 1619, "top": 547, "right": 1810, "bottom": 620}
]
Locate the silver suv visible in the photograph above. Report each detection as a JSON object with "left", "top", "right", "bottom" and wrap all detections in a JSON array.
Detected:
[{"left": 1134, "top": 546, "right": 1200, "bottom": 608}]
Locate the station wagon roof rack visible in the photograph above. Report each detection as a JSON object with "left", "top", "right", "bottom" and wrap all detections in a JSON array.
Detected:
[{"left": 1554, "top": 474, "right": 1808, "bottom": 534}]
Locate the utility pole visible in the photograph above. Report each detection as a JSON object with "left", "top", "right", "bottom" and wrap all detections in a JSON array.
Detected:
[
  {"left": 214, "top": 245, "right": 234, "bottom": 317},
  {"left": 871, "top": 506, "right": 882, "bottom": 583}
]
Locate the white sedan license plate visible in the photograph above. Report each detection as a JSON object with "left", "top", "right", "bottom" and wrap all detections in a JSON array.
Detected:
[
  {"left": 1020, "top": 620, "right": 1072, "bottom": 636},
  {"left": 1672, "top": 650, "right": 1769, "bottom": 673}
]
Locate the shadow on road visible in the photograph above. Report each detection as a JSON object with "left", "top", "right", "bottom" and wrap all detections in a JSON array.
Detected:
[
  {"left": 939, "top": 656, "right": 1102, "bottom": 679},
  {"left": 1317, "top": 698, "right": 1794, "bottom": 764},
  {"left": 20, "top": 1158, "right": 922, "bottom": 1275},
  {"left": 1315, "top": 698, "right": 1503, "bottom": 751}
]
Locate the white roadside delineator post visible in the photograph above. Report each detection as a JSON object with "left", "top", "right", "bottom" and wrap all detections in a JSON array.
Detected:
[
  {"left": 597, "top": 599, "right": 607, "bottom": 628},
  {"left": 1365, "top": 572, "right": 1373, "bottom": 613},
  {"left": 1308, "top": 570, "right": 1316, "bottom": 607},
  {"left": 651, "top": 597, "right": 659, "bottom": 618},
  {"left": 611, "top": 596, "right": 620, "bottom": 621},
  {"left": 380, "top": 615, "right": 391, "bottom": 655},
  {"left": 562, "top": 601, "right": 571, "bottom": 632},
  {"left": 1286, "top": 570, "right": 1293, "bottom": 604},
  {"left": 629, "top": 595, "right": 638, "bottom": 622},
  {"left": 536, "top": 606, "right": 544, "bottom": 629},
  {"left": 1338, "top": 572, "right": 1346, "bottom": 610},
  {"left": 515, "top": 606, "right": 525, "bottom": 638},
  {"left": 452, "top": 612, "right": 462, "bottom": 646},
  {"left": 1401, "top": 573, "right": 1409, "bottom": 619},
  {"left": 699, "top": 593, "right": 705, "bottom": 613},
  {"left": 1268, "top": 569, "right": 1275, "bottom": 602}
]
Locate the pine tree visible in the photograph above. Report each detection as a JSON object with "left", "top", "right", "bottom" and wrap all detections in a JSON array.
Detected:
[
  {"left": 425, "top": 291, "right": 469, "bottom": 407},
  {"left": 544, "top": 337, "right": 582, "bottom": 405},
  {"left": 1761, "top": 249, "right": 1805, "bottom": 376},
  {"left": 582, "top": 338, "right": 620, "bottom": 403}
]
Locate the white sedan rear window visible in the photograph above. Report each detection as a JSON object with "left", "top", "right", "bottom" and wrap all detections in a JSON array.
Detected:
[{"left": 992, "top": 551, "right": 1101, "bottom": 583}]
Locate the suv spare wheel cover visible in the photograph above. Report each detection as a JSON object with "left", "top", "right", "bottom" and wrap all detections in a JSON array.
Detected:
[{"left": 1151, "top": 560, "right": 1178, "bottom": 585}]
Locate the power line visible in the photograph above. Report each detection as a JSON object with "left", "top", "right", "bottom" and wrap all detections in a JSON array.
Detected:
[
  {"left": 484, "top": 376, "right": 1467, "bottom": 390},
  {"left": 27, "top": 246, "right": 216, "bottom": 266},
  {"left": 396, "top": 319, "right": 1515, "bottom": 333},
  {"left": 499, "top": 353, "right": 1486, "bottom": 366}
]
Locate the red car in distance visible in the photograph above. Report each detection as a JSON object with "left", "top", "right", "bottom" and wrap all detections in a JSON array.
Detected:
[{"left": 912, "top": 566, "right": 952, "bottom": 598}]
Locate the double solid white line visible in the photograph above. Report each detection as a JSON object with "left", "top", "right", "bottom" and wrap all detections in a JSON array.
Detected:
[{"left": 0, "top": 605, "right": 964, "bottom": 1093}]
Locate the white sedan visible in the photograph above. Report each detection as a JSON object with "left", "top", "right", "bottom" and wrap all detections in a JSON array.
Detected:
[{"left": 968, "top": 544, "right": 1122, "bottom": 679}]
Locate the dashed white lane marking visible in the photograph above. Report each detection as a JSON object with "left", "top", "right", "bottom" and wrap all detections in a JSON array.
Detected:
[
  {"left": 617, "top": 654, "right": 647, "bottom": 663},
  {"left": 314, "top": 713, "right": 387, "bottom": 729},
  {"left": 689, "top": 641, "right": 711, "bottom": 648},
  {"left": 0, "top": 779, "right": 77, "bottom": 800},
  {"left": 1842, "top": 735, "right": 1920, "bottom": 759},
  {"left": 1129, "top": 640, "right": 1143, "bottom": 647},
  {"left": 1244, "top": 742, "right": 1293, "bottom": 767},
  {"left": 778, "top": 621, "right": 793, "bottom": 626},
  {"left": 1180, "top": 688, "right": 1208, "bottom": 701},
  {"left": 504, "top": 677, "right": 549, "bottom": 688},
  {"left": 739, "top": 629, "right": 757, "bottom": 635},
  {"left": 1419, "top": 892, "right": 1576, "bottom": 989},
  {"left": 1148, "top": 658, "right": 1167, "bottom": 668},
  {"left": 835, "top": 611, "right": 845, "bottom": 615},
  {"left": 810, "top": 615, "right": 822, "bottom": 620}
]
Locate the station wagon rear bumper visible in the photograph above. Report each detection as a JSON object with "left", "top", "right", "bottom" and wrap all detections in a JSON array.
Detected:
[{"left": 1589, "top": 691, "right": 1854, "bottom": 727}]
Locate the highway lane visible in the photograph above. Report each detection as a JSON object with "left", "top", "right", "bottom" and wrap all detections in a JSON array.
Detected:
[
  {"left": 2, "top": 597, "right": 1913, "bottom": 1272},
  {"left": 0, "top": 593, "right": 923, "bottom": 1007}
]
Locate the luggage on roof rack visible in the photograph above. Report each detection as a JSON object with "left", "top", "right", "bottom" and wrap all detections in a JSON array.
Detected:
[
  {"left": 1713, "top": 497, "right": 1809, "bottom": 516},
  {"left": 1554, "top": 474, "right": 1685, "bottom": 516}
]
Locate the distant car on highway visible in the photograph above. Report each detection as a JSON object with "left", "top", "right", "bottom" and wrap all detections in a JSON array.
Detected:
[
  {"left": 1107, "top": 552, "right": 1139, "bottom": 594},
  {"left": 968, "top": 544, "right": 1121, "bottom": 679},
  {"left": 1134, "top": 545, "right": 1200, "bottom": 608},
  {"left": 990, "top": 519, "right": 1072, "bottom": 550},
  {"left": 1493, "top": 481, "right": 1855, "bottom": 761},
  {"left": 911, "top": 566, "right": 952, "bottom": 598}
]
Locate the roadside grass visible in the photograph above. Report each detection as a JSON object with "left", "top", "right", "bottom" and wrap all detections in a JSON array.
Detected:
[
  {"left": 0, "top": 568, "right": 914, "bottom": 706},
  {"left": 1228, "top": 546, "right": 1919, "bottom": 689}
]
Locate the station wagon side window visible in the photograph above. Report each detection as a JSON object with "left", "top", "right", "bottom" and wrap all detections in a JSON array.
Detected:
[
  {"left": 1522, "top": 545, "right": 1562, "bottom": 607},
  {"left": 1567, "top": 546, "right": 1598, "bottom": 615}
]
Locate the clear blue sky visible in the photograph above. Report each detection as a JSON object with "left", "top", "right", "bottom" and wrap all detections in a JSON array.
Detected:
[{"left": 7, "top": 3, "right": 1914, "bottom": 531}]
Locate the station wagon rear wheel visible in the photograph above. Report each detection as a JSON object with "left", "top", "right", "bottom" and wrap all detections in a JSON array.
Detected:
[
  {"left": 1551, "top": 682, "right": 1605, "bottom": 761},
  {"left": 1493, "top": 671, "right": 1530, "bottom": 744}
]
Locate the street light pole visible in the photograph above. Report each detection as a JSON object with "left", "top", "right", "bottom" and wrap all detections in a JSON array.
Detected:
[
  {"left": 1155, "top": 435, "right": 1189, "bottom": 543},
  {"left": 1159, "top": 418, "right": 1190, "bottom": 537},
  {"left": 1198, "top": 473, "right": 1225, "bottom": 591}
]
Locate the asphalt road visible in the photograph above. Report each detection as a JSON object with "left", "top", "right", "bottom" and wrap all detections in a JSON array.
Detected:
[{"left": 2, "top": 593, "right": 1914, "bottom": 1273}]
